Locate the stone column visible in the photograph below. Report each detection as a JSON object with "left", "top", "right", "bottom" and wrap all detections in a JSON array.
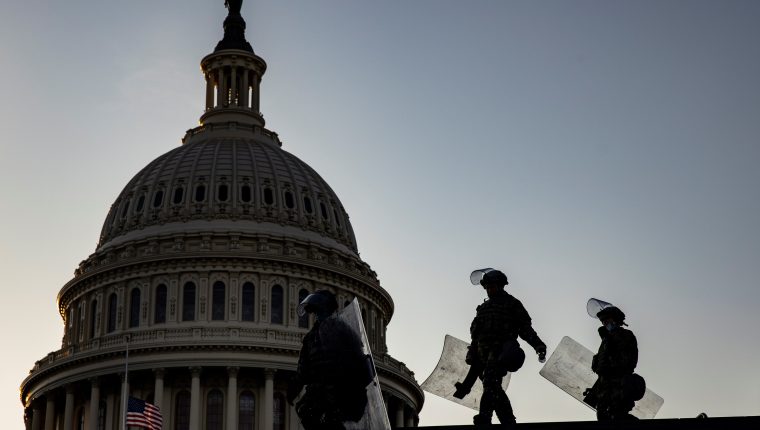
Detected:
[
  {"left": 154, "top": 368, "right": 165, "bottom": 410},
  {"left": 394, "top": 400, "right": 404, "bottom": 428},
  {"left": 44, "top": 396, "right": 56, "bottom": 430},
  {"left": 253, "top": 75, "right": 260, "bottom": 112},
  {"left": 63, "top": 386, "right": 75, "bottom": 430},
  {"left": 226, "top": 367, "right": 239, "bottom": 430},
  {"left": 216, "top": 69, "right": 224, "bottom": 108},
  {"left": 206, "top": 73, "right": 214, "bottom": 110},
  {"left": 241, "top": 70, "right": 249, "bottom": 108},
  {"left": 88, "top": 378, "right": 100, "bottom": 430},
  {"left": 231, "top": 66, "right": 237, "bottom": 106},
  {"left": 190, "top": 367, "right": 202, "bottom": 430},
  {"left": 262, "top": 369, "right": 275, "bottom": 430},
  {"left": 105, "top": 394, "right": 115, "bottom": 430},
  {"left": 405, "top": 410, "right": 415, "bottom": 428},
  {"left": 31, "top": 406, "right": 42, "bottom": 430}
]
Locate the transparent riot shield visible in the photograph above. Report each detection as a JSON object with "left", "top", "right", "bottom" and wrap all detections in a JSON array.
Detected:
[
  {"left": 420, "top": 334, "right": 511, "bottom": 411},
  {"left": 336, "top": 299, "right": 392, "bottom": 430},
  {"left": 539, "top": 336, "right": 664, "bottom": 419}
]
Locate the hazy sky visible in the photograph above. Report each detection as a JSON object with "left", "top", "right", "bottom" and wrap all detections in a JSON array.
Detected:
[{"left": 2, "top": 0, "right": 759, "bottom": 427}]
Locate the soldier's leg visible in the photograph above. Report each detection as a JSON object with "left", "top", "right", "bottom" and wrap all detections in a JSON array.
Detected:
[
  {"left": 485, "top": 365, "right": 515, "bottom": 425},
  {"left": 475, "top": 361, "right": 514, "bottom": 426},
  {"left": 493, "top": 391, "right": 516, "bottom": 425},
  {"left": 296, "top": 385, "right": 346, "bottom": 430},
  {"left": 594, "top": 380, "right": 613, "bottom": 422}
]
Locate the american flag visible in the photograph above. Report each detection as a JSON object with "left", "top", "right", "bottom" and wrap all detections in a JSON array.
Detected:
[{"left": 126, "top": 396, "right": 163, "bottom": 430}]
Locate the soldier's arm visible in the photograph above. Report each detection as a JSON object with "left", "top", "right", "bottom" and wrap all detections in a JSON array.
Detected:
[
  {"left": 620, "top": 331, "right": 638, "bottom": 372},
  {"left": 515, "top": 301, "right": 547, "bottom": 356},
  {"left": 467, "top": 316, "right": 480, "bottom": 363}
]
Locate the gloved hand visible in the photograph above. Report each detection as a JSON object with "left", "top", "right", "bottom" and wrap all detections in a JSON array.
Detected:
[{"left": 536, "top": 345, "right": 547, "bottom": 363}]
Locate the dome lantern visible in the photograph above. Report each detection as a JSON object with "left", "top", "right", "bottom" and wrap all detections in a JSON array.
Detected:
[{"left": 199, "top": 0, "right": 267, "bottom": 127}]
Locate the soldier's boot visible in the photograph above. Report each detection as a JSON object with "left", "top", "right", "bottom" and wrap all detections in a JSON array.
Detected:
[
  {"left": 494, "top": 403, "right": 516, "bottom": 425},
  {"left": 473, "top": 413, "right": 493, "bottom": 427},
  {"left": 493, "top": 388, "right": 516, "bottom": 425},
  {"left": 474, "top": 391, "right": 495, "bottom": 427}
]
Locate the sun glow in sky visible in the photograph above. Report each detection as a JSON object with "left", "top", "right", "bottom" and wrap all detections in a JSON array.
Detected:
[{"left": 2, "top": 1, "right": 760, "bottom": 427}]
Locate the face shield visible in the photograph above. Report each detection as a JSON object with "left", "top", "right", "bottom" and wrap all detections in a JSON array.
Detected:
[
  {"left": 586, "top": 298, "right": 614, "bottom": 319},
  {"left": 469, "top": 268, "right": 495, "bottom": 285}
]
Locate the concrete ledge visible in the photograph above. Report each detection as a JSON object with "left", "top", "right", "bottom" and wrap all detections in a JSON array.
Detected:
[{"left": 404, "top": 416, "right": 760, "bottom": 429}]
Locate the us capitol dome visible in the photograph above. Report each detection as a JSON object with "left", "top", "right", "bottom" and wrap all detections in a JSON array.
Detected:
[{"left": 20, "top": 4, "right": 423, "bottom": 430}]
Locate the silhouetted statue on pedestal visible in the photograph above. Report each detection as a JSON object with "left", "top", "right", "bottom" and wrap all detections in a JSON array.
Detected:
[
  {"left": 216, "top": 0, "right": 253, "bottom": 52},
  {"left": 225, "top": 0, "right": 243, "bottom": 16}
]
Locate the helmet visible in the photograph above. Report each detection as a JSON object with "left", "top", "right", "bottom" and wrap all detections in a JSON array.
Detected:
[
  {"left": 470, "top": 268, "right": 508, "bottom": 287},
  {"left": 482, "top": 270, "right": 508, "bottom": 287},
  {"left": 297, "top": 290, "right": 338, "bottom": 317},
  {"left": 587, "top": 298, "right": 626, "bottom": 323},
  {"left": 596, "top": 306, "right": 626, "bottom": 324}
]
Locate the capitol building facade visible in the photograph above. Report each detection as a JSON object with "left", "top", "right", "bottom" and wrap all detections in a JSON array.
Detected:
[{"left": 20, "top": 5, "right": 423, "bottom": 430}]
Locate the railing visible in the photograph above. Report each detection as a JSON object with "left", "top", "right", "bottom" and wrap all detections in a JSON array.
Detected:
[
  {"left": 29, "top": 325, "right": 303, "bottom": 374},
  {"left": 29, "top": 325, "right": 418, "bottom": 385}
]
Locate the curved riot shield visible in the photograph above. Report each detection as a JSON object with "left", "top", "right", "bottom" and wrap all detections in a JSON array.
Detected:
[
  {"left": 420, "top": 334, "right": 511, "bottom": 411},
  {"left": 539, "top": 336, "right": 664, "bottom": 419},
  {"left": 336, "top": 299, "right": 392, "bottom": 430}
]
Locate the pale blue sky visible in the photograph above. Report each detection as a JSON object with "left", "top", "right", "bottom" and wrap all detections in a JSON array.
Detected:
[{"left": 2, "top": 0, "right": 760, "bottom": 426}]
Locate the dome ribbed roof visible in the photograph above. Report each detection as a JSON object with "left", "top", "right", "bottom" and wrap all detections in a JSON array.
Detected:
[{"left": 98, "top": 128, "right": 357, "bottom": 254}]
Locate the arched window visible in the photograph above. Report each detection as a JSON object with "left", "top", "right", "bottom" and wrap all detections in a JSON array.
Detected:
[
  {"left": 121, "top": 200, "right": 130, "bottom": 218},
  {"left": 107, "top": 293, "right": 117, "bottom": 333},
  {"left": 263, "top": 187, "right": 274, "bottom": 205},
  {"left": 271, "top": 285, "right": 284, "bottom": 325},
  {"left": 238, "top": 391, "right": 255, "bottom": 430},
  {"left": 194, "top": 184, "right": 206, "bottom": 202},
  {"left": 206, "top": 389, "right": 224, "bottom": 430},
  {"left": 284, "top": 191, "right": 295, "bottom": 209},
  {"left": 273, "top": 393, "right": 286, "bottom": 430},
  {"left": 154, "top": 284, "right": 167, "bottom": 324},
  {"left": 129, "top": 288, "right": 141, "bottom": 328},
  {"left": 241, "top": 282, "right": 255, "bottom": 322},
  {"left": 217, "top": 184, "right": 229, "bottom": 202},
  {"left": 212, "top": 281, "right": 226, "bottom": 321},
  {"left": 152, "top": 189, "right": 164, "bottom": 208},
  {"left": 135, "top": 194, "right": 145, "bottom": 213},
  {"left": 89, "top": 299, "right": 98, "bottom": 338},
  {"left": 240, "top": 184, "right": 252, "bottom": 203},
  {"left": 303, "top": 196, "right": 313, "bottom": 214},
  {"left": 183, "top": 282, "right": 196, "bottom": 321},
  {"left": 298, "top": 289, "right": 310, "bottom": 329},
  {"left": 172, "top": 186, "right": 184, "bottom": 204},
  {"left": 175, "top": 391, "right": 191, "bottom": 430}
]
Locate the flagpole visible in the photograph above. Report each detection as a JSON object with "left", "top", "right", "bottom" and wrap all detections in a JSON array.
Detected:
[{"left": 122, "top": 334, "right": 130, "bottom": 430}]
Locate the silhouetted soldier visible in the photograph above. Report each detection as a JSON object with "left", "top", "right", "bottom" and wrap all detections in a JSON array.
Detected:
[
  {"left": 466, "top": 269, "right": 547, "bottom": 426},
  {"left": 586, "top": 298, "right": 641, "bottom": 421},
  {"left": 287, "top": 290, "right": 370, "bottom": 429}
]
